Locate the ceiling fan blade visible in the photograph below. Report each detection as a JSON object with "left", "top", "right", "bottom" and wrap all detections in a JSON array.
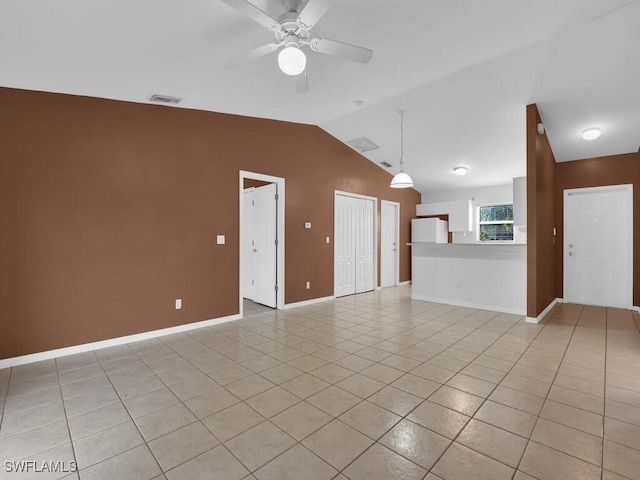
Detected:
[
  {"left": 296, "top": 0, "right": 332, "bottom": 29},
  {"left": 295, "top": 71, "right": 310, "bottom": 94},
  {"left": 225, "top": 43, "right": 280, "bottom": 69},
  {"left": 221, "top": 0, "right": 282, "bottom": 31},
  {"left": 309, "top": 37, "right": 373, "bottom": 63}
]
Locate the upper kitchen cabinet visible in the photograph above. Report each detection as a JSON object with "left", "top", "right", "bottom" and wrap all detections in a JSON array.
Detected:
[
  {"left": 448, "top": 200, "right": 473, "bottom": 232},
  {"left": 513, "top": 176, "right": 527, "bottom": 227}
]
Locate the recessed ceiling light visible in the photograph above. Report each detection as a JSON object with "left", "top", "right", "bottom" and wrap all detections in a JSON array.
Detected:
[
  {"left": 582, "top": 128, "right": 601, "bottom": 140},
  {"left": 453, "top": 166, "right": 467, "bottom": 176}
]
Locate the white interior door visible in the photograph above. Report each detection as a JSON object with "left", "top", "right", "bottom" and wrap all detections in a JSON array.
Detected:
[
  {"left": 242, "top": 188, "right": 255, "bottom": 300},
  {"left": 335, "top": 193, "right": 375, "bottom": 297},
  {"left": 381, "top": 201, "right": 399, "bottom": 288},
  {"left": 335, "top": 195, "right": 356, "bottom": 297},
  {"left": 247, "top": 183, "right": 278, "bottom": 308},
  {"left": 564, "top": 184, "right": 633, "bottom": 308},
  {"left": 356, "top": 198, "right": 374, "bottom": 293}
]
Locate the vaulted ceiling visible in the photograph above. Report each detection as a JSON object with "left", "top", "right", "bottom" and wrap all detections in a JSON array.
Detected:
[{"left": 1, "top": 0, "right": 638, "bottom": 192}]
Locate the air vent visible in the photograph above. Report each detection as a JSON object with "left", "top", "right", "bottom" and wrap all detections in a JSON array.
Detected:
[
  {"left": 347, "top": 136, "right": 379, "bottom": 153},
  {"left": 149, "top": 94, "right": 183, "bottom": 105},
  {"left": 380, "top": 161, "right": 392, "bottom": 168}
]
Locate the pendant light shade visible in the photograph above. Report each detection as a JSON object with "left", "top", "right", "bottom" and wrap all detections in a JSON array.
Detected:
[
  {"left": 390, "top": 171, "right": 414, "bottom": 188},
  {"left": 390, "top": 110, "right": 413, "bottom": 189}
]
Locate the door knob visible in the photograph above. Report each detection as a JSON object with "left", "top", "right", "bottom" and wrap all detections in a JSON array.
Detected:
[
  {"left": 253, "top": 249, "right": 258, "bottom": 252},
  {"left": 569, "top": 251, "right": 575, "bottom": 256}
]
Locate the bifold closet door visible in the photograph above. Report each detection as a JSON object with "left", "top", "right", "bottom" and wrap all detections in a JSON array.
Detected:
[{"left": 334, "top": 194, "right": 374, "bottom": 297}]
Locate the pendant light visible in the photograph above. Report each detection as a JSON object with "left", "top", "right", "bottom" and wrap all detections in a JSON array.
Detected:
[{"left": 390, "top": 110, "right": 414, "bottom": 189}]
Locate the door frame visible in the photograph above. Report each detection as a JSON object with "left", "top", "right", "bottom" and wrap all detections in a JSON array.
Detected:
[
  {"left": 334, "top": 190, "right": 378, "bottom": 296},
  {"left": 381, "top": 200, "right": 400, "bottom": 288},
  {"left": 239, "top": 171, "right": 285, "bottom": 315},
  {"left": 563, "top": 183, "right": 633, "bottom": 308}
]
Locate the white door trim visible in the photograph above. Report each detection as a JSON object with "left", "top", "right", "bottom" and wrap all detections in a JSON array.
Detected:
[
  {"left": 563, "top": 183, "right": 633, "bottom": 309},
  {"left": 381, "top": 200, "right": 400, "bottom": 287},
  {"left": 334, "top": 191, "right": 378, "bottom": 296},
  {"left": 239, "top": 171, "right": 285, "bottom": 316}
]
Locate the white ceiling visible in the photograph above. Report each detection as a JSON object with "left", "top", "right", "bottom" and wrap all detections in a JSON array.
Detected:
[{"left": 1, "top": 0, "right": 639, "bottom": 193}]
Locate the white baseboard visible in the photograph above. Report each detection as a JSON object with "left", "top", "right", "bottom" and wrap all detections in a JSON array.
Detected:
[
  {"left": 411, "top": 294, "right": 525, "bottom": 316},
  {"left": 283, "top": 295, "right": 335, "bottom": 310},
  {"left": 0, "top": 313, "right": 241, "bottom": 369},
  {"left": 398, "top": 281, "right": 411, "bottom": 286},
  {"left": 526, "top": 298, "right": 561, "bottom": 324}
]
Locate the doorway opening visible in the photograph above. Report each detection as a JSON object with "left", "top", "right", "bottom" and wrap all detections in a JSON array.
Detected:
[
  {"left": 239, "top": 171, "right": 285, "bottom": 317},
  {"left": 334, "top": 191, "right": 377, "bottom": 297},
  {"left": 563, "top": 184, "right": 633, "bottom": 309}
]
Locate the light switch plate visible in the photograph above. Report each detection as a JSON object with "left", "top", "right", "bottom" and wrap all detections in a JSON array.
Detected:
[
  {"left": 175, "top": 299, "right": 182, "bottom": 310},
  {"left": 216, "top": 235, "right": 225, "bottom": 244},
  {"left": 304, "top": 222, "right": 312, "bottom": 229}
]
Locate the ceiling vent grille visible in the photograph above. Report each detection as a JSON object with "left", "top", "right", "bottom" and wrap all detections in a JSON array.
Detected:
[
  {"left": 149, "top": 94, "right": 183, "bottom": 105},
  {"left": 379, "top": 161, "right": 392, "bottom": 168},
  {"left": 347, "top": 136, "right": 379, "bottom": 152}
]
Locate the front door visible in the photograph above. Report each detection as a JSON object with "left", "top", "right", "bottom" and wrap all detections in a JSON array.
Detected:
[{"left": 564, "top": 184, "right": 633, "bottom": 308}]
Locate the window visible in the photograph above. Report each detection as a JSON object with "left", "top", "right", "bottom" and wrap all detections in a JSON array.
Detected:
[{"left": 477, "top": 204, "right": 514, "bottom": 242}]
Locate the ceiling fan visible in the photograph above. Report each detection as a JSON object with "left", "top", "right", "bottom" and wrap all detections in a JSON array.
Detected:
[{"left": 221, "top": 0, "right": 373, "bottom": 93}]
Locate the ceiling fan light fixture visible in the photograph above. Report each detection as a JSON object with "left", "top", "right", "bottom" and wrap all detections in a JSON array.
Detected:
[
  {"left": 453, "top": 166, "right": 467, "bottom": 176},
  {"left": 582, "top": 127, "right": 601, "bottom": 140},
  {"left": 278, "top": 46, "right": 306, "bottom": 76},
  {"left": 390, "top": 171, "right": 414, "bottom": 188}
]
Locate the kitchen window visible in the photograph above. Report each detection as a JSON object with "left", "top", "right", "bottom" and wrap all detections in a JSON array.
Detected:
[{"left": 477, "top": 204, "right": 514, "bottom": 242}]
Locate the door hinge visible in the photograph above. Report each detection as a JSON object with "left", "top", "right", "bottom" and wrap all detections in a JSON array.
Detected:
[
  {"left": 275, "top": 238, "right": 278, "bottom": 246},
  {"left": 252, "top": 280, "right": 254, "bottom": 286},
  {"left": 252, "top": 200, "right": 255, "bottom": 206},
  {"left": 274, "top": 285, "right": 278, "bottom": 292},
  {"left": 274, "top": 193, "right": 279, "bottom": 201}
]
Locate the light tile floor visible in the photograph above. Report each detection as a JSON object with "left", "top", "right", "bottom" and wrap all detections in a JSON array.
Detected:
[{"left": 1, "top": 286, "right": 640, "bottom": 480}]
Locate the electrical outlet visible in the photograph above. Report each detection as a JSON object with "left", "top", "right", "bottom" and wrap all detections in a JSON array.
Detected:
[
  {"left": 175, "top": 298, "right": 182, "bottom": 309},
  {"left": 306, "top": 281, "right": 310, "bottom": 289},
  {"left": 326, "top": 236, "right": 330, "bottom": 243}
]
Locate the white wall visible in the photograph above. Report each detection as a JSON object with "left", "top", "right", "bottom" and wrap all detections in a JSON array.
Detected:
[
  {"left": 421, "top": 183, "right": 526, "bottom": 244},
  {"left": 411, "top": 243, "right": 527, "bottom": 315}
]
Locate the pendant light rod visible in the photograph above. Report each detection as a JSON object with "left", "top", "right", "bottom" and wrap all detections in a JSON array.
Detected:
[
  {"left": 398, "top": 109, "right": 405, "bottom": 171},
  {"left": 390, "top": 109, "right": 414, "bottom": 189}
]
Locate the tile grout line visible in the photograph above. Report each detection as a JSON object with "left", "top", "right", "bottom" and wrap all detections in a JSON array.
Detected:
[
  {"left": 0, "top": 367, "right": 11, "bottom": 434},
  {"left": 601, "top": 308, "right": 608, "bottom": 480},
  {"left": 54, "top": 357, "right": 80, "bottom": 479}
]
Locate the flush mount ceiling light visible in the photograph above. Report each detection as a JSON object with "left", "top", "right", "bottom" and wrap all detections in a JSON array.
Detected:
[
  {"left": 453, "top": 166, "right": 467, "bottom": 176},
  {"left": 582, "top": 127, "right": 602, "bottom": 140},
  {"left": 390, "top": 110, "right": 414, "bottom": 189}
]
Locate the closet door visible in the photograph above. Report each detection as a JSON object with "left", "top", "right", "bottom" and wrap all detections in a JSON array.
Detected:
[
  {"left": 334, "top": 195, "right": 356, "bottom": 297},
  {"left": 335, "top": 194, "right": 375, "bottom": 297},
  {"left": 355, "top": 198, "right": 374, "bottom": 293}
]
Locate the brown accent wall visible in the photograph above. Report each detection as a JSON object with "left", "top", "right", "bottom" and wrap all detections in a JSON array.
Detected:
[
  {"left": 526, "top": 104, "right": 557, "bottom": 318},
  {"left": 0, "top": 87, "right": 420, "bottom": 359},
  {"left": 555, "top": 152, "right": 640, "bottom": 305}
]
